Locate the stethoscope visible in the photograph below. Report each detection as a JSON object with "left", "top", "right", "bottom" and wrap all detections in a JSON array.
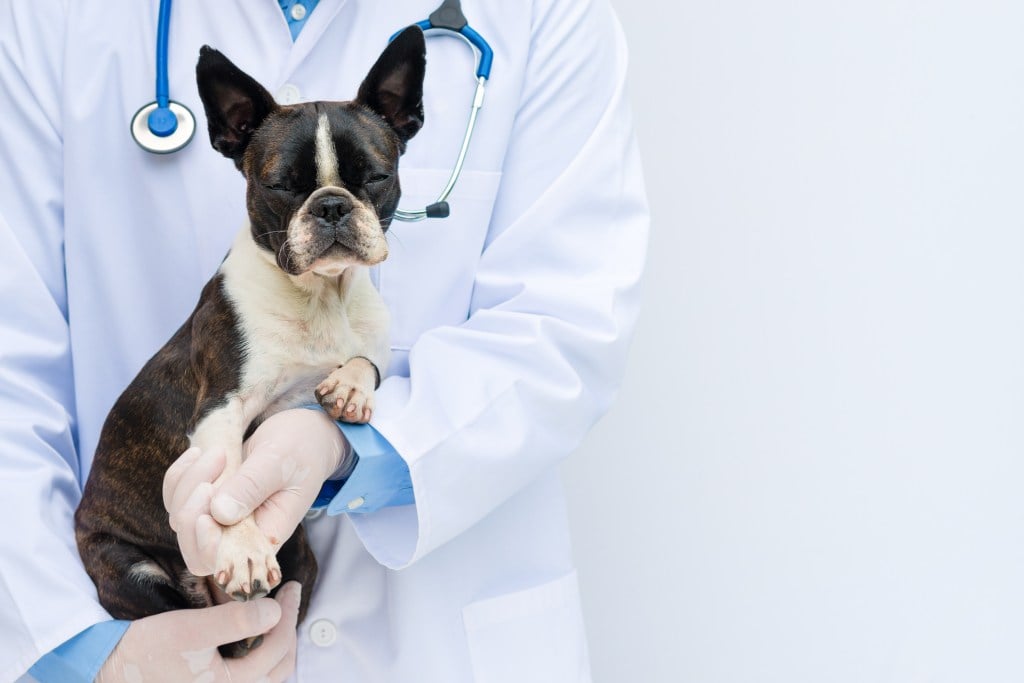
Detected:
[{"left": 130, "top": 0, "right": 492, "bottom": 222}]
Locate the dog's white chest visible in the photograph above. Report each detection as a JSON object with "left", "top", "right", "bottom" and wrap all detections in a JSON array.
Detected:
[
  {"left": 216, "top": 228, "right": 390, "bottom": 422},
  {"left": 244, "top": 301, "right": 359, "bottom": 402}
]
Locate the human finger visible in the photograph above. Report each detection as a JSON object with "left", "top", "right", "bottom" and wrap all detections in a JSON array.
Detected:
[
  {"left": 162, "top": 446, "right": 201, "bottom": 511},
  {"left": 265, "top": 634, "right": 298, "bottom": 683},
  {"left": 167, "top": 448, "right": 226, "bottom": 518},
  {"left": 172, "top": 483, "right": 216, "bottom": 575},
  {"left": 169, "top": 476, "right": 212, "bottom": 533},
  {"left": 226, "top": 582, "right": 301, "bottom": 682},
  {"left": 166, "top": 598, "right": 283, "bottom": 651},
  {"left": 186, "top": 512, "right": 223, "bottom": 576}
]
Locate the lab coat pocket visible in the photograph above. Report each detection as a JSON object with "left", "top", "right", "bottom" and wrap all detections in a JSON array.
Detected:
[
  {"left": 380, "top": 168, "right": 502, "bottom": 352},
  {"left": 462, "top": 570, "right": 592, "bottom": 683}
]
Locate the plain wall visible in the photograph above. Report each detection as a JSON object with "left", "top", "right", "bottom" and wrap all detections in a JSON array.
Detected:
[{"left": 563, "top": 2, "right": 1024, "bottom": 681}]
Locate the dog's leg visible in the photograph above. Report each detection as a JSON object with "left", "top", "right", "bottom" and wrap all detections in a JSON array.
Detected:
[
  {"left": 189, "top": 398, "right": 282, "bottom": 601},
  {"left": 75, "top": 533, "right": 206, "bottom": 619}
]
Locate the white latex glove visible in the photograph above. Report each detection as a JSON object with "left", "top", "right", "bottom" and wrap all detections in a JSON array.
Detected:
[
  {"left": 164, "top": 408, "right": 350, "bottom": 575},
  {"left": 96, "top": 581, "right": 301, "bottom": 683}
]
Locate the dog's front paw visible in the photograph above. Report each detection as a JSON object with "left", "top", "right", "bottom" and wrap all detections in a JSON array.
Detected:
[
  {"left": 315, "top": 360, "right": 376, "bottom": 423},
  {"left": 214, "top": 517, "right": 282, "bottom": 601}
]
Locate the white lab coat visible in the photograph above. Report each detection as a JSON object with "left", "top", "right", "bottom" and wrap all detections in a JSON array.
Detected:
[{"left": 0, "top": 1, "right": 647, "bottom": 681}]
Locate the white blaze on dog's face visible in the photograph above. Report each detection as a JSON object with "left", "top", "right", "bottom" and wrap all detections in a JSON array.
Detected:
[{"left": 193, "top": 28, "right": 427, "bottom": 277}]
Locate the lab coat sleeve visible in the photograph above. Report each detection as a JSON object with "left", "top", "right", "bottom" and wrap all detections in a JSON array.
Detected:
[
  {"left": 0, "top": 3, "right": 119, "bottom": 679},
  {"left": 27, "top": 621, "right": 130, "bottom": 683},
  {"left": 349, "top": 0, "right": 649, "bottom": 569}
]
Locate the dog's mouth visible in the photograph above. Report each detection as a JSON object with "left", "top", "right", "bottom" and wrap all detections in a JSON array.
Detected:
[
  {"left": 278, "top": 194, "right": 390, "bottom": 276},
  {"left": 283, "top": 234, "right": 387, "bottom": 277}
]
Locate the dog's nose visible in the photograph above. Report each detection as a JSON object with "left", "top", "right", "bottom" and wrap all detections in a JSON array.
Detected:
[{"left": 312, "top": 195, "right": 352, "bottom": 223}]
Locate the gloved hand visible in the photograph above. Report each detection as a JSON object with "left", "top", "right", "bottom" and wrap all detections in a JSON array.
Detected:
[
  {"left": 96, "top": 581, "right": 301, "bottom": 683},
  {"left": 164, "top": 408, "right": 350, "bottom": 576}
]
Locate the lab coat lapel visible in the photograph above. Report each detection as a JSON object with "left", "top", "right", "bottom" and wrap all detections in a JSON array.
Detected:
[{"left": 279, "top": 0, "right": 350, "bottom": 81}]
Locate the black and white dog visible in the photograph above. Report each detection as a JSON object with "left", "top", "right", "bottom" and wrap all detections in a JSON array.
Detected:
[{"left": 75, "top": 26, "right": 426, "bottom": 656}]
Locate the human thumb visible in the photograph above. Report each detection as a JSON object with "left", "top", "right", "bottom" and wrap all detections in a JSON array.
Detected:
[
  {"left": 180, "top": 597, "right": 283, "bottom": 649},
  {"left": 210, "top": 491, "right": 249, "bottom": 525},
  {"left": 210, "top": 443, "right": 300, "bottom": 525},
  {"left": 210, "top": 464, "right": 271, "bottom": 527}
]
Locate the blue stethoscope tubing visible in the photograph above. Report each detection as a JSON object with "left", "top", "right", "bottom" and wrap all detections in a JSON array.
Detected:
[
  {"left": 392, "top": 5, "right": 492, "bottom": 221},
  {"left": 130, "top": 0, "right": 493, "bottom": 222},
  {"left": 130, "top": 0, "right": 196, "bottom": 154}
]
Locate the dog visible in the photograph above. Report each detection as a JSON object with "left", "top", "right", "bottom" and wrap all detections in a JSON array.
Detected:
[{"left": 75, "top": 26, "right": 426, "bottom": 657}]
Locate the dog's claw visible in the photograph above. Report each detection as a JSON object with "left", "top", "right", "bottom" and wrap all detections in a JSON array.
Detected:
[
  {"left": 317, "top": 364, "right": 375, "bottom": 424},
  {"left": 214, "top": 519, "right": 282, "bottom": 602}
]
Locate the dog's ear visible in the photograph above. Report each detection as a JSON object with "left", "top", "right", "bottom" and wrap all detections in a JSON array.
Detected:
[
  {"left": 356, "top": 26, "right": 427, "bottom": 149},
  {"left": 196, "top": 46, "right": 277, "bottom": 170}
]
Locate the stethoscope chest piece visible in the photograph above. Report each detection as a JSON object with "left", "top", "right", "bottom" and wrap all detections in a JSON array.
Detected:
[{"left": 130, "top": 100, "right": 196, "bottom": 154}]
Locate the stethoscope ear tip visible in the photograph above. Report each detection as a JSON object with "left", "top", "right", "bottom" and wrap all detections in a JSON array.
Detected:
[
  {"left": 425, "top": 202, "right": 450, "bottom": 219},
  {"left": 130, "top": 100, "right": 196, "bottom": 154}
]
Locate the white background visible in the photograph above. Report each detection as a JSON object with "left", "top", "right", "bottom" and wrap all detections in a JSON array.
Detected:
[{"left": 563, "top": 2, "right": 1024, "bottom": 681}]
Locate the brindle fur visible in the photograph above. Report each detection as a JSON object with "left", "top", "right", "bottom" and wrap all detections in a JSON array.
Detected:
[{"left": 74, "top": 275, "right": 318, "bottom": 657}]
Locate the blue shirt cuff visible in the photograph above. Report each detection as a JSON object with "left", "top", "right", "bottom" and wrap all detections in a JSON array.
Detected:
[
  {"left": 28, "top": 620, "right": 130, "bottom": 683},
  {"left": 307, "top": 415, "right": 414, "bottom": 514}
]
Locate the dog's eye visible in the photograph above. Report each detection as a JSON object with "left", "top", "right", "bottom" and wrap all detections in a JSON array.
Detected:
[
  {"left": 367, "top": 174, "right": 391, "bottom": 184},
  {"left": 264, "top": 184, "right": 293, "bottom": 193}
]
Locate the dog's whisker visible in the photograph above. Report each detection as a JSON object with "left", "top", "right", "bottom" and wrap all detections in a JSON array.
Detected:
[
  {"left": 255, "top": 229, "right": 289, "bottom": 239},
  {"left": 277, "top": 237, "right": 295, "bottom": 272},
  {"left": 387, "top": 229, "right": 405, "bottom": 250}
]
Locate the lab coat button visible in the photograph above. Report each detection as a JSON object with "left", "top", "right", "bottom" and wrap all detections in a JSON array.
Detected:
[
  {"left": 290, "top": 3, "right": 307, "bottom": 20},
  {"left": 276, "top": 84, "right": 301, "bottom": 105},
  {"left": 310, "top": 619, "right": 337, "bottom": 647}
]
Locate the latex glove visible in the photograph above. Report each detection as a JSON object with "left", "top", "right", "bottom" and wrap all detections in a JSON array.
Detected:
[
  {"left": 96, "top": 581, "right": 301, "bottom": 683},
  {"left": 164, "top": 408, "right": 350, "bottom": 575}
]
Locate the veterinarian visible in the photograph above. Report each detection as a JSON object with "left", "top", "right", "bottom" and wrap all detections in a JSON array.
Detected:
[{"left": 0, "top": 1, "right": 647, "bottom": 681}]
